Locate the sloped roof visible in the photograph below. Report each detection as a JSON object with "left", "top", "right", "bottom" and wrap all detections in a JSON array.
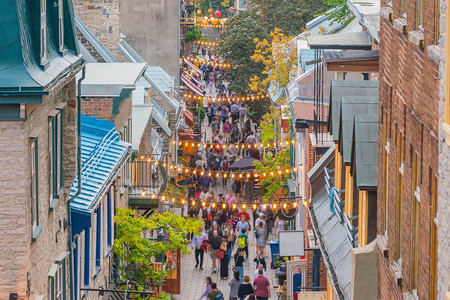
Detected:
[
  {"left": 338, "top": 96, "right": 378, "bottom": 164},
  {"left": 0, "top": 0, "right": 82, "bottom": 95},
  {"left": 351, "top": 114, "right": 378, "bottom": 189},
  {"left": 75, "top": 15, "right": 118, "bottom": 63},
  {"left": 70, "top": 115, "right": 132, "bottom": 216},
  {"left": 329, "top": 80, "right": 379, "bottom": 142},
  {"left": 305, "top": 7, "right": 348, "bottom": 35},
  {"left": 322, "top": 50, "right": 379, "bottom": 63},
  {"left": 78, "top": 63, "right": 147, "bottom": 97},
  {"left": 307, "top": 32, "right": 372, "bottom": 50}
]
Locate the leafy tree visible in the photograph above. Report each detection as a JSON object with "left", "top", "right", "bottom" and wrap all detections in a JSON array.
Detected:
[
  {"left": 322, "top": 0, "right": 351, "bottom": 25},
  {"left": 250, "top": 28, "right": 298, "bottom": 94},
  {"left": 114, "top": 208, "right": 202, "bottom": 296}
]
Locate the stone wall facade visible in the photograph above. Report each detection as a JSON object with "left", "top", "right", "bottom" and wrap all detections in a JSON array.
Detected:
[
  {"left": 74, "top": 0, "right": 127, "bottom": 61},
  {"left": 437, "top": 0, "right": 450, "bottom": 298},
  {"left": 120, "top": 0, "right": 180, "bottom": 76},
  {"left": 0, "top": 77, "right": 78, "bottom": 299},
  {"left": 378, "top": 0, "right": 440, "bottom": 299}
]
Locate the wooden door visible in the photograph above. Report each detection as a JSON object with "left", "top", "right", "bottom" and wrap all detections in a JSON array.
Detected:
[{"left": 164, "top": 248, "right": 181, "bottom": 294}]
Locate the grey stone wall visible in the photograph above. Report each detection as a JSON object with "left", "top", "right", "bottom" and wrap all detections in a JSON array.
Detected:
[
  {"left": 0, "top": 77, "right": 78, "bottom": 299},
  {"left": 437, "top": 0, "right": 450, "bottom": 298},
  {"left": 120, "top": 0, "right": 180, "bottom": 77}
]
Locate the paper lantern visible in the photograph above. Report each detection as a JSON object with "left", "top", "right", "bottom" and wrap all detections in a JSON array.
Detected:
[
  {"left": 208, "top": 8, "right": 213, "bottom": 14},
  {"left": 197, "top": 10, "right": 202, "bottom": 15},
  {"left": 209, "top": 15, "right": 213, "bottom": 20},
  {"left": 215, "top": 10, "right": 221, "bottom": 17},
  {"left": 212, "top": 19, "right": 218, "bottom": 25}
]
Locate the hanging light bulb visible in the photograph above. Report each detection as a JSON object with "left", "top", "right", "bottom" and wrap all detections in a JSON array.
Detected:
[
  {"left": 293, "top": 202, "right": 298, "bottom": 208},
  {"left": 273, "top": 203, "right": 277, "bottom": 209},
  {"left": 232, "top": 203, "right": 236, "bottom": 209},
  {"left": 222, "top": 203, "right": 226, "bottom": 209},
  {"left": 192, "top": 200, "right": 196, "bottom": 206},
  {"left": 263, "top": 204, "right": 267, "bottom": 209},
  {"left": 182, "top": 199, "right": 186, "bottom": 205},
  {"left": 283, "top": 203, "right": 287, "bottom": 209},
  {"left": 162, "top": 195, "right": 166, "bottom": 201},
  {"left": 242, "top": 204, "right": 246, "bottom": 209},
  {"left": 252, "top": 204, "right": 257, "bottom": 210},
  {"left": 212, "top": 202, "right": 216, "bottom": 208},
  {"left": 202, "top": 201, "right": 206, "bottom": 207}
]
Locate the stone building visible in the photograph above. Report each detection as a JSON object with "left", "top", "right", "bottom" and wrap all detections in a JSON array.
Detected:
[
  {"left": 0, "top": 0, "right": 84, "bottom": 299},
  {"left": 378, "top": 0, "right": 441, "bottom": 298},
  {"left": 438, "top": 0, "right": 450, "bottom": 299}
]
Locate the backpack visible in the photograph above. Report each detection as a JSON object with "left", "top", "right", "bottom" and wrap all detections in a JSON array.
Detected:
[
  {"left": 238, "top": 235, "right": 246, "bottom": 248},
  {"left": 216, "top": 290, "right": 224, "bottom": 300}
]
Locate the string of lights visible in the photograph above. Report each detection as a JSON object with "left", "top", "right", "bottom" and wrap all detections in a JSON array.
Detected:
[
  {"left": 139, "top": 192, "right": 306, "bottom": 209},
  {"left": 194, "top": 41, "right": 220, "bottom": 46},
  {"left": 183, "top": 56, "right": 239, "bottom": 68},
  {"left": 174, "top": 140, "right": 296, "bottom": 148},
  {"left": 183, "top": 93, "right": 269, "bottom": 102},
  {"left": 197, "top": 24, "right": 227, "bottom": 28}
]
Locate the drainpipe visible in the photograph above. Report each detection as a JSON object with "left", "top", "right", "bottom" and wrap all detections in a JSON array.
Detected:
[{"left": 67, "top": 65, "right": 86, "bottom": 300}]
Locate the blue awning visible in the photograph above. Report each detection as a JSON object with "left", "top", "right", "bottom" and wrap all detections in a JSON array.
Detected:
[{"left": 70, "top": 115, "right": 132, "bottom": 220}]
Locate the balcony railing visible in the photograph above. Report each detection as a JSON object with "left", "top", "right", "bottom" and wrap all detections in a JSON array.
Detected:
[{"left": 324, "top": 167, "right": 358, "bottom": 247}]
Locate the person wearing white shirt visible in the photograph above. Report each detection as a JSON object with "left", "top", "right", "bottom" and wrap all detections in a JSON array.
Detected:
[{"left": 254, "top": 264, "right": 267, "bottom": 279}]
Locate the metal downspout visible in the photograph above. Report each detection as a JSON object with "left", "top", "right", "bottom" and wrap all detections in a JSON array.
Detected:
[{"left": 68, "top": 65, "right": 86, "bottom": 300}]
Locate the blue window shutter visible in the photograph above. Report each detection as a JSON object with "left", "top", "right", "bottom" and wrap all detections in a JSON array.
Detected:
[
  {"left": 107, "top": 191, "right": 112, "bottom": 246},
  {"left": 84, "top": 229, "right": 89, "bottom": 286},
  {"left": 96, "top": 205, "right": 101, "bottom": 267}
]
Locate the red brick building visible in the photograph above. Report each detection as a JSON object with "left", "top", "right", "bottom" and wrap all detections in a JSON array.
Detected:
[{"left": 378, "top": 0, "right": 440, "bottom": 298}]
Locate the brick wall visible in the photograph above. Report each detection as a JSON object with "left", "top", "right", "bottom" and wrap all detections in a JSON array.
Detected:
[
  {"left": 0, "top": 77, "right": 78, "bottom": 299},
  {"left": 378, "top": 1, "right": 440, "bottom": 298},
  {"left": 74, "top": 0, "right": 126, "bottom": 61},
  {"left": 437, "top": 0, "right": 450, "bottom": 298},
  {"left": 81, "top": 97, "right": 114, "bottom": 121}
]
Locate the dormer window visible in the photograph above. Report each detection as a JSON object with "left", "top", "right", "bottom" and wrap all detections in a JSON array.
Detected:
[
  {"left": 58, "top": 0, "right": 64, "bottom": 52},
  {"left": 40, "top": 0, "right": 47, "bottom": 64}
]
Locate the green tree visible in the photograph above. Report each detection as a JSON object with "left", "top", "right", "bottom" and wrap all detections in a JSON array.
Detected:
[{"left": 114, "top": 208, "right": 202, "bottom": 295}]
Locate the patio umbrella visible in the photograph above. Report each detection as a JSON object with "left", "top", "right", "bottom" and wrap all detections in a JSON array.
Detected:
[{"left": 229, "top": 157, "right": 258, "bottom": 171}]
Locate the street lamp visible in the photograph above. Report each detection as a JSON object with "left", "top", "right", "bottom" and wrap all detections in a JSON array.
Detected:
[{"left": 161, "top": 200, "right": 171, "bottom": 212}]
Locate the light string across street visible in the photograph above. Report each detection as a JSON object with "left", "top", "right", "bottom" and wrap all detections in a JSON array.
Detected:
[{"left": 183, "top": 93, "right": 270, "bottom": 103}]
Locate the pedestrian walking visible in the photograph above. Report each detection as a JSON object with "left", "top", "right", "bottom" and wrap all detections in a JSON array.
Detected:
[
  {"left": 209, "top": 230, "right": 221, "bottom": 273},
  {"left": 191, "top": 228, "right": 208, "bottom": 270},
  {"left": 253, "top": 269, "right": 271, "bottom": 300},
  {"left": 253, "top": 251, "right": 267, "bottom": 271},
  {"left": 235, "top": 215, "right": 250, "bottom": 259},
  {"left": 199, "top": 277, "right": 212, "bottom": 300},
  {"left": 228, "top": 271, "right": 241, "bottom": 300},
  {"left": 207, "top": 103, "right": 215, "bottom": 126},
  {"left": 234, "top": 248, "right": 245, "bottom": 282},
  {"left": 253, "top": 264, "right": 267, "bottom": 279},
  {"left": 208, "top": 74, "right": 215, "bottom": 93},
  {"left": 238, "top": 276, "right": 254, "bottom": 300},
  {"left": 208, "top": 282, "right": 224, "bottom": 300}
]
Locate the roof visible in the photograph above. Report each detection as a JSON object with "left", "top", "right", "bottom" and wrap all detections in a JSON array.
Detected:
[
  {"left": 75, "top": 15, "right": 118, "bottom": 63},
  {"left": 347, "top": 0, "right": 380, "bottom": 42},
  {"left": 338, "top": 17, "right": 363, "bottom": 34},
  {"left": 351, "top": 114, "right": 378, "bottom": 189},
  {"left": 150, "top": 97, "right": 172, "bottom": 136},
  {"left": 78, "top": 63, "right": 147, "bottom": 97},
  {"left": 339, "top": 96, "right": 378, "bottom": 164},
  {"left": 305, "top": 7, "right": 348, "bottom": 35},
  {"left": 132, "top": 105, "right": 153, "bottom": 151},
  {"left": 329, "top": 80, "right": 379, "bottom": 142},
  {"left": 300, "top": 49, "right": 316, "bottom": 73},
  {"left": 0, "top": 0, "right": 82, "bottom": 96},
  {"left": 322, "top": 50, "right": 379, "bottom": 63},
  {"left": 70, "top": 115, "right": 132, "bottom": 216},
  {"left": 292, "top": 101, "right": 329, "bottom": 121},
  {"left": 308, "top": 147, "right": 352, "bottom": 299},
  {"left": 307, "top": 32, "right": 372, "bottom": 50},
  {"left": 119, "top": 39, "right": 146, "bottom": 63},
  {"left": 77, "top": 41, "right": 97, "bottom": 63}
]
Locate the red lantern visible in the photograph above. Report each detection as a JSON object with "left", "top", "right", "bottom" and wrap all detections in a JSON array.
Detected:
[
  {"left": 209, "top": 15, "right": 213, "bottom": 19},
  {"left": 215, "top": 10, "right": 221, "bottom": 17}
]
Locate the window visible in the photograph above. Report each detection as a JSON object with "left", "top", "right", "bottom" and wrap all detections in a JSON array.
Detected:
[
  {"left": 40, "top": 0, "right": 47, "bottom": 64},
  {"left": 31, "top": 139, "right": 39, "bottom": 231},
  {"left": 430, "top": 173, "right": 438, "bottom": 299},
  {"left": 434, "top": 0, "right": 440, "bottom": 43},
  {"left": 394, "top": 127, "right": 403, "bottom": 260},
  {"left": 416, "top": 0, "right": 424, "bottom": 30},
  {"left": 58, "top": 0, "right": 64, "bottom": 51},
  {"left": 401, "top": 0, "right": 407, "bottom": 17},
  {"left": 49, "top": 111, "right": 63, "bottom": 203},
  {"left": 411, "top": 150, "right": 420, "bottom": 292},
  {"left": 48, "top": 253, "right": 68, "bottom": 300}
]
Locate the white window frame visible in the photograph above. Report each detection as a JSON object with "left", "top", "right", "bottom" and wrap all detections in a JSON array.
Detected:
[
  {"left": 48, "top": 253, "right": 68, "bottom": 300},
  {"left": 31, "top": 139, "right": 38, "bottom": 231},
  {"left": 58, "top": 0, "right": 64, "bottom": 52},
  {"left": 40, "top": 0, "right": 47, "bottom": 64}
]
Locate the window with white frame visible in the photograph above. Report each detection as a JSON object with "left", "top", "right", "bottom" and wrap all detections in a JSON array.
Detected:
[
  {"left": 58, "top": 0, "right": 64, "bottom": 51},
  {"left": 40, "top": 0, "right": 47, "bottom": 64},
  {"left": 48, "top": 253, "right": 68, "bottom": 300},
  {"left": 31, "top": 139, "right": 38, "bottom": 231}
]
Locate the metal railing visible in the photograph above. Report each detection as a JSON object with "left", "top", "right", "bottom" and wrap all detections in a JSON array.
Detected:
[
  {"left": 323, "top": 167, "right": 358, "bottom": 248},
  {"left": 128, "top": 154, "right": 166, "bottom": 199}
]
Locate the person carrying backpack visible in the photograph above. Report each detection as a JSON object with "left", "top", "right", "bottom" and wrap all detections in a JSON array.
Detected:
[
  {"left": 237, "top": 229, "right": 248, "bottom": 260},
  {"left": 208, "top": 282, "right": 224, "bottom": 300}
]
